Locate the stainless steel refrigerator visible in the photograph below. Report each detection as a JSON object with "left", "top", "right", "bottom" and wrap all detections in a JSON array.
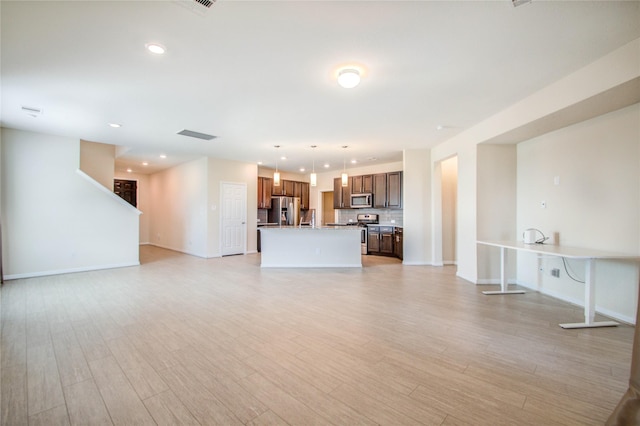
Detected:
[{"left": 268, "top": 197, "right": 300, "bottom": 226}]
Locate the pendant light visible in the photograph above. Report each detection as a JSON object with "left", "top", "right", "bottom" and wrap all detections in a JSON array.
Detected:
[
  {"left": 273, "top": 145, "right": 281, "bottom": 187},
  {"left": 341, "top": 145, "right": 348, "bottom": 187},
  {"left": 310, "top": 145, "right": 317, "bottom": 187}
]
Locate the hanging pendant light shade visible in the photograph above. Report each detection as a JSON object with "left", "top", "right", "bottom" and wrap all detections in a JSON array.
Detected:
[
  {"left": 273, "top": 145, "right": 281, "bottom": 186},
  {"left": 310, "top": 145, "right": 317, "bottom": 187},
  {"left": 341, "top": 145, "right": 348, "bottom": 187}
]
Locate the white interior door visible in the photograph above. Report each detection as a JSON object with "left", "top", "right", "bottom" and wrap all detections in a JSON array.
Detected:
[{"left": 221, "top": 182, "right": 246, "bottom": 256}]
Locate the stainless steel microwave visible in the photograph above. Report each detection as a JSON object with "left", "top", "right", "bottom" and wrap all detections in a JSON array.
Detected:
[{"left": 350, "top": 193, "right": 372, "bottom": 208}]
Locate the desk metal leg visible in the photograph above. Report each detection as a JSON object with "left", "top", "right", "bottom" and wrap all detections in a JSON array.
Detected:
[
  {"left": 483, "top": 247, "right": 526, "bottom": 295},
  {"left": 559, "top": 258, "right": 618, "bottom": 329}
]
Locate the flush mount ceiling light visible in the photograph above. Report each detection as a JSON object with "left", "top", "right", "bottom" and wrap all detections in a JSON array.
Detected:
[
  {"left": 145, "top": 43, "right": 166, "bottom": 55},
  {"left": 337, "top": 68, "right": 360, "bottom": 89},
  {"left": 108, "top": 123, "right": 121, "bottom": 128}
]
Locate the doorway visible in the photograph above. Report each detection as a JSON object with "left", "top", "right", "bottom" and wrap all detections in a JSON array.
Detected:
[
  {"left": 441, "top": 156, "right": 458, "bottom": 265},
  {"left": 322, "top": 191, "right": 334, "bottom": 226},
  {"left": 221, "top": 182, "right": 247, "bottom": 256},
  {"left": 114, "top": 179, "right": 137, "bottom": 207}
]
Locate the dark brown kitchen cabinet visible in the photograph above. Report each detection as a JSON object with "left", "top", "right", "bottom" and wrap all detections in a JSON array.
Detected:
[
  {"left": 257, "top": 177, "right": 273, "bottom": 209},
  {"left": 368, "top": 226, "right": 394, "bottom": 256},
  {"left": 272, "top": 179, "right": 284, "bottom": 195},
  {"left": 300, "top": 182, "right": 310, "bottom": 210},
  {"left": 333, "top": 178, "right": 351, "bottom": 209},
  {"left": 283, "top": 180, "right": 295, "bottom": 196},
  {"left": 351, "top": 175, "right": 373, "bottom": 194},
  {"left": 373, "top": 173, "right": 387, "bottom": 208},
  {"left": 394, "top": 227, "right": 403, "bottom": 260},
  {"left": 387, "top": 171, "right": 402, "bottom": 209}
]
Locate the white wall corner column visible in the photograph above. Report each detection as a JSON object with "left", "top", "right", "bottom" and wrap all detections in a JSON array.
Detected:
[{"left": 402, "top": 149, "right": 432, "bottom": 265}]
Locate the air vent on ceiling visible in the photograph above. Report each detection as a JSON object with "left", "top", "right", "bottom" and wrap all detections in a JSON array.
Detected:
[
  {"left": 21, "top": 105, "right": 43, "bottom": 117},
  {"left": 177, "top": 129, "right": 217, "bottom": 141},
  {"left": 512, "top": 0, "right": 531, "bottom": 7},
  {"left": 173, "top": 0, "right": 215, "bottom": 16}
]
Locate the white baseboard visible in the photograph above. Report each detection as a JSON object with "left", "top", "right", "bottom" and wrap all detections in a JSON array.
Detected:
[
  {"left": 401, "top": 261, "right": 433, "bottom": 266},
  {"left": 4, "top": 261, "right": 140, "bottom": 281},
  {"left": 150, "top": 243, "right": 208, "bottom": 258},
  {"left": 516, "top": 280, "right": 635, "bottom": 325}
]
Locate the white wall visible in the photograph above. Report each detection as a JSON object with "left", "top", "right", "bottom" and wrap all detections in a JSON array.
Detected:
[
  {"left": 403, "top": 150, "right": 431, "bottom": 265},
  {"left": 148, "top": 157, "right": 208, "bottom": 257},
  {"left": 207, "top": 158, "right": 258, "bottom": 257},
  {"left": 79, "top": 139, "right": 115, "bottom": 189},
  {"left": 114, "top": 172, "right": 150, "bottom": 244},
  {"left": 441, "top": 156, "right": 458, "bottom": 265},
  {"left": 1, "top": 128, "right": 140, "bottom": 278},
  {"left": 516, "top": 104, "right": 640, "bottom": 323},
  {"left": 476, "top": 145, "right": 517, "bottom": 282}
]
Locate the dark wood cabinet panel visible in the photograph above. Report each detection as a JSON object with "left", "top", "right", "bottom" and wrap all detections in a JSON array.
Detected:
[
  {"left": 362, "top": 175, "right": 373, "bottom": 193},
  {"left": 368, "top": 226, "right": 394, "bottom": 256},
  {"left": 272, "top": 178, "right": 284, "bottom": 195},
  {"left": 387, "top": 171, "right": 402, "bottom": 209},
  {"left": 258, "top": 177, "right": 273, "bottom": 209},
  {"left": 394, "top": 228, "right": 403, "bottom": 260},
  {"left": 373, "top": 173, "right": 387, "bottom": 208},
  {"left": 367, "top": 227, "right": 380, "bottom": 253},
  {"left": 351, "top": 175, "right": 373, "bottom": 194},
  {"left": 300, "top": 182, "right": 309, "bottom": 210},
  {"left": 333, "top": 178, "right": 351, "bottom": 209},
  {"left": 283, "top": 180, "right": 295, "bottom": 196}
]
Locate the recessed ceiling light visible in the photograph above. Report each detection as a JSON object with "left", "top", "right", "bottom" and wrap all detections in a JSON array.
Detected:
[
  {"left": 142, "top": 162, "right": 149, "bottom": 166},
  {"left": 257, "top": 161, "right": 263, "bottom": 165},
  {"left": 126, "top": 168, "right": 132, "bottom": 173},
  {"left": 299, "top": 168, "right": 305, "bottom": 172},
  {"left": 146, "top": 43, "right": 166, "bottom": 55},
  {"left": 324, "top": 163, "right": 330, "bottom": 168},
  {"left": 351, "top": 159, "right": 357, "bottom": 164},
  {"left": 159, "top": 154, "right": 167, "bottom": 159},
  {"left": 109, "top": 123, "right": 121, "bottom": 128},
  {"left": 280, "top": 156, "right": 287, "bottom": 160},
  {"left": 436, "top": 125, "right": 445, "bottom": 131}
]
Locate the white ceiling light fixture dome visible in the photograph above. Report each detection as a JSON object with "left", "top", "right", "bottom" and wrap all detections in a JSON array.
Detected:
[
  {"left": 337, "top": 68, "right": 361, "bottom": 89},
  {"left": 145, "top": 43, "right": 166, "bottom": 55}
]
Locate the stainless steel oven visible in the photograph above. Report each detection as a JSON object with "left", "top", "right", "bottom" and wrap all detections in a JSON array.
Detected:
[
  {"left": 360, "top": 227, "right": 368, "bottom": 254},
  {"left": 356, "top": 213, "right": 378, "bottom": 254}
]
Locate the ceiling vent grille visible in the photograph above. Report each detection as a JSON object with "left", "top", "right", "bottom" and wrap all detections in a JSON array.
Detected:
[
  {"left": 177, "top": 129, "right": 217, "bottom": 141},
  {"left": 21, "top": 105, "right": 43, "bottom": 117},
  {"left": 174, "top": 0, "right": 215, "bottom": 16}
]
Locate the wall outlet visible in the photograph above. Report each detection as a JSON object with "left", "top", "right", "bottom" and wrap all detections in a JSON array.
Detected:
[{"left": 551, "top": 268, "right": 560, "bottom": 278}]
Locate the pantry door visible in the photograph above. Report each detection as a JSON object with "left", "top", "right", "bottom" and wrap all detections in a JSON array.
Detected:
[{"left": 221, "top": 182, "right": 246, "bottom": 256}]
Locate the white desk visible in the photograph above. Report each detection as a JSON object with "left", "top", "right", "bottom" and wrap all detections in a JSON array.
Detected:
[{"left": 477, "top": 240, "right": 639, "bottom": 329}]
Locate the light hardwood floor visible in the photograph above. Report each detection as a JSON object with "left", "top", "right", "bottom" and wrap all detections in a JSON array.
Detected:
[{"left": 1, "top": 245, "right": 633, "bottom": 425}]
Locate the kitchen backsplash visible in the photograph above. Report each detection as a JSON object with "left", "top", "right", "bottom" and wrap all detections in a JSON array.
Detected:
[{"left": 338, "top": 209, "right": 403, "bottom": 226}]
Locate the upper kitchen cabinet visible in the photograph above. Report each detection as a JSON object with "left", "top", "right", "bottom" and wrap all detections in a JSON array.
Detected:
[
  {"left": 351, "top": 175, "right": 373, "bottom": 194},
  {"left": 300, "top": 182, "right": 310, "bottom": 210},
  {"left": 387, "top": 171, "right": 402, "bottom": 209},
  {"left": 333, "top": 178, "right": 351, "bottom": 209},
  {"left": 373, "top": 173, "right": 387, "bottom": 208},
  {"left": 272, "top": 179, "right": 283, "bottom": 196},
  {"left": 372, "top": 172, "right": 402, "bottom": 209},
  {"left": 258, "top": 177, "right": 273, "bottom": 209}
]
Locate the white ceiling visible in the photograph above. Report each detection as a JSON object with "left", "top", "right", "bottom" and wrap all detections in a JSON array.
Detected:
[{"left": 2, "top": 1, "right": 639, "bottom": 175}]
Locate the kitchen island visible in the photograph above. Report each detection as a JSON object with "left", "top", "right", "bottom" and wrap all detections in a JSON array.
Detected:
[{"left": 260, "top": 227, "right": 362, "bottom": 268}]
